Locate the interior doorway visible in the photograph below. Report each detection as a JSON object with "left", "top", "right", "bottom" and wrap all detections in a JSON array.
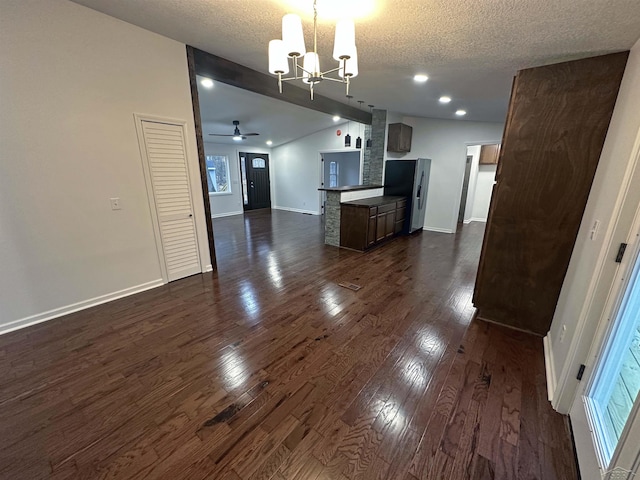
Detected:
[
  {"left": 319, "top": 149, "right": 362, "bottom": 214},
  {"left": 460, "top": 144, "right": 499, "bottom": 225},
  {"left": 240, "top": 152, "right": 272, "bottom": 211}
]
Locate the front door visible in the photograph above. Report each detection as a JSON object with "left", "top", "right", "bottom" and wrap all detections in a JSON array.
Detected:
[{"left": 240, "top": 152, "right": 271, "bottom": 210}]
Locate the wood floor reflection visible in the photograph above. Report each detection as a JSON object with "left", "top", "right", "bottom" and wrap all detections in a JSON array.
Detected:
[{"left": 0, "top": 209, "right": 578, "bottom": 479}]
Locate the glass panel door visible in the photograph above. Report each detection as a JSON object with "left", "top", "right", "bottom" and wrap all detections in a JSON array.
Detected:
[{"left": 585, "top": 243, "right": 640, "bottom": 467}]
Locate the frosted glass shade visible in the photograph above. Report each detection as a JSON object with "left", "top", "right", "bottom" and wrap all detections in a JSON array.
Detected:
[
  {"left": 282, "top": 14, "right": 306, "bottom": 57},
  {"left": 333, "top": 19, "right": 356, "bottom": 60},
  {"left": 339, "top": 48, "right": 358, "bottom": 78},
  {"left": 268, "top": 40, "right": 289, "bottom": 74},
  {"left": 302, "top": 52, "right": 321, "bottom": 84}
]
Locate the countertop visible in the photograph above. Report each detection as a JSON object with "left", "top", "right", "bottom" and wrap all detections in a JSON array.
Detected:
[
  {"left": 341, "top": 196, "right": 406, "bottom": 207},
  {"left": 318, "top": 184, "right": 383, "bottom": 192}
]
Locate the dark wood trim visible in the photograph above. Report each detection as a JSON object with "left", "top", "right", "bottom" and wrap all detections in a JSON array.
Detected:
[
  {"left": 188, "top": 46, "right": 372, "bottom": 125},
  {"left": 186, "top": 45, "right": 217, "bottom": 271}
]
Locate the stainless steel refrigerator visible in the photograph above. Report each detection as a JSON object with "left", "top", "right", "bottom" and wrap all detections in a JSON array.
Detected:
[{"left": 383, "top": 159, "right": 431, "bottom": 234}]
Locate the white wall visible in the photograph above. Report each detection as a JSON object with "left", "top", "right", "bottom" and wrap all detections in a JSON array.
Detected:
[
  {"left": 470, "top": 165, "right": 497, "bottom": 221},
  {"left": 204, "top": 143, "right": 271, "bottom": 217},
  {"left": 0, "top": 0, "right": 209, "bottom": 332},
  {"left": 384, "top": 116, "right": 504, "bottom": 233},
  {"left": 271, "top": 123, "right": 363, "bottom": 214}
]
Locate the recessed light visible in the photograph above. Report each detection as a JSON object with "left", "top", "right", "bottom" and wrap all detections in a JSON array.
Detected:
[
  {"left": 200, "top": 78, "right": 214, "bottom": 89},
  {"left": 266, "top": 140, "right": 273, "bottom": 146},
  {"left": 413, "top": 74, "right": 429, "bottom": 83},
  {"left": 333, "top": 115, "right": 341, "bottom": 122},
  {"left": 455, "top": 109, "right": 467, "bottom": 116},
  {"left": 439, "top": 96, "right": 452, "bottom": 104}
]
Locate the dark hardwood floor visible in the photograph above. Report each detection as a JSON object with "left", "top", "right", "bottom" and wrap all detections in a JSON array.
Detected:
[{"left": 0, "top": 209, "right": 578, "bottom": 480}]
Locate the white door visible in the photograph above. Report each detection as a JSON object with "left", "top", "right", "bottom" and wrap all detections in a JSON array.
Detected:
[
  {"left": 140, "top": 120, "right": 201, "bottom": 282},
  {"left": 574, "top": 219, "right": 640, "bottom": 479}
]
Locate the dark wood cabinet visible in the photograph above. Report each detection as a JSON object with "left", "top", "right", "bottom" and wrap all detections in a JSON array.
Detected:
[
  {"left": 387, "top": 123, "right": 413, "bottom": 153},
  {"left": 479, "top": 144, "right": 500, "bottom": 164},
  {"left": 473, "top": 52, "right": 629, "bottom": 335},
  {"left": 340, "top": 196, "right": 406, "bottom": 251}
]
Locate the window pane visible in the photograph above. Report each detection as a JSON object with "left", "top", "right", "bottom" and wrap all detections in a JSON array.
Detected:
[
  {"left": 205, "top": 155, "right": 231, "bottom": 194},
  {"left": 252, "top": 157, "right": 266, "bottom": 169}
]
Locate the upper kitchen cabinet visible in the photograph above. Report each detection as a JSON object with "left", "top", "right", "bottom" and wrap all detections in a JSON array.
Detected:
[
  {"left": 473, "top": 52, "right": 629, "bottom": 335},
  {"left": 479, "top": 144, "right": 501, "bottom": 164},
  {"left": 387, "top": 123, "right": 413, "bottom": 152}
]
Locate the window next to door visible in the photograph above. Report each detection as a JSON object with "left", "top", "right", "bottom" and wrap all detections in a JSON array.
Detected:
[{"left": 206, "top": 155, "right": 231, "bottom": 195}]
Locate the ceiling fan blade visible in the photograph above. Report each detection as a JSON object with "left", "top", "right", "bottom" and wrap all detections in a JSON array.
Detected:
[
  {"left": 208, "top": 133, "right": 234, "bottom": 136},
  {"left": 243, "top": 133, "right": 260, "bottom": 136}
]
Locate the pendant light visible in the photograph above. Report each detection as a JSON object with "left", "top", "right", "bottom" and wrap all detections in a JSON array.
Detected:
[
  {"left": 366, "top": 104, "right": 374, "bottom": 148},
  {"left": 345, "top": 95, "right": 352, "bottom": 147},
  {"left": 355, "top": 101, "right": 364, "bottom": 149},
  {"left": 268, "top": 1, "right": 358, "bottom": 100}
]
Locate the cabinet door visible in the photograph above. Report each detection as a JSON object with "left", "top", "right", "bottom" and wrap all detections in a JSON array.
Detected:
[
  {"left": 340, "top": 205, "right": 369, "bottom": 250},
  {"left": 479, "top": 144, "right": 500, "bottom": 164},
  {"left": 367, "top": 215, "right": 377, "bottom": 247},
  {"left": 376, "top": 212, "right": 387, "bottom": 242},
  {"left": 385, "top": 211, "right": 395, "bottom": 238}
]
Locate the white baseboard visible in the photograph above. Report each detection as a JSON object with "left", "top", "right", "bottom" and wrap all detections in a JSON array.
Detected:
[
  {"left": 204, "top": 264, "right": 213, "bottom": 273},
  {"left": 211, "top": 210, "right": 243, "bottom": 219},
  {"left": 273, "top": 206, "right": 320, "bottom": 215},
  {"left": 463, "top": 218, "right": 488, "bottom": 224},
  {"left": 423, "top": 226, "right": 454, "bottom": 234},
  {"left": 543, "top": 334, "right": 557, "bottom": 402},
  {"left": 0, "top": 279, "right": 164, "bottom": 336}
]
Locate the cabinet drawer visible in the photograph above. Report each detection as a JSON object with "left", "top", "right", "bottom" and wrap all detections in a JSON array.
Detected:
[
  {"left": 396, "top": 199, "right": 407, "bottom": 209},
  {"left": 378, "top": 203, "right": 396, "bottom": 214},
  {"left": 396, "top": 206, "right": 406, "bottom": 222},
  {"left": 369, "top": 206, "right": 377, "bottom": 216}
]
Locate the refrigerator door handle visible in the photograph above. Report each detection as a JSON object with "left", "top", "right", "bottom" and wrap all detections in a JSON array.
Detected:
[{"left": 417, "top": 171, "right": 425, "bottom": 209}]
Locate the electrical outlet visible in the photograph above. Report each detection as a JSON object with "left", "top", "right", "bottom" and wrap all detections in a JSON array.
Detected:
[{"left": 110, "top": 198, "right": 122, "bottom": 210}]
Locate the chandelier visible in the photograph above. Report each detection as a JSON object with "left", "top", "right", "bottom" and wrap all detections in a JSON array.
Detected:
[{"left": 268, "top": 0, "right": 358, "bottom": 100}]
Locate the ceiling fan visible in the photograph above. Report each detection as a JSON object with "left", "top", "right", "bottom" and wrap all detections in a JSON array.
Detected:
[{"left": 209, "top": 120, "right": 259, "bottom": 141}]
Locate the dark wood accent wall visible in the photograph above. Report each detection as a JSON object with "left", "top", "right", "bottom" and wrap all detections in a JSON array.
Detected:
[
  {"left": 189, "top": 46, "right": 371, "bottom": 125},
  {"left": 473, "top": 52, "right": 629, "bottom": 335},
  {"left": 186, "top": 46, "right": 217, "bottom": 271}
]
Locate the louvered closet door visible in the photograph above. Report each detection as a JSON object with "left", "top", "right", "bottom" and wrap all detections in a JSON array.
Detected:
[{"left": 141, "top": 120, "right": 201, "bottom": 282}]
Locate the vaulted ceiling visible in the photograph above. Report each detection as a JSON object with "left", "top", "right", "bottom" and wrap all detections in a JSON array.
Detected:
[{"left": 72, "top": 0, "right": 640, "bottom": 123}]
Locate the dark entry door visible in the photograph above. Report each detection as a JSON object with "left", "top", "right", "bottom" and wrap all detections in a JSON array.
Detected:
[{"left": 240, "top": 152, "right": 271, "bottom": 210}]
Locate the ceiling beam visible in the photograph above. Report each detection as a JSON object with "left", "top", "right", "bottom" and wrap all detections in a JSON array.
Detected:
[{"left": 188, "top": 46, "right": 372, "bottom": 125}]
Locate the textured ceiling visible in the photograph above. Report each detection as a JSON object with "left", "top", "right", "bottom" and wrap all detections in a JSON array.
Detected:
[
  {"left": 71, "top": 0, "right": 640, "bottom": 122},
  {"left": 197, "top": 77, "right": 352, "bottom": 148}
]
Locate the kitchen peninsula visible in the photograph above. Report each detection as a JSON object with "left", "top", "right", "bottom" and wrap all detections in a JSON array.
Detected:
[{"left": 319, "top": 185, "right": 406, "bottom": 250}]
